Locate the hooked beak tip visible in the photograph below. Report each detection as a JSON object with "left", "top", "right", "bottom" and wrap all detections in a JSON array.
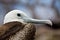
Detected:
[{"left": 47, "top": 20, "right": 52, "bottom": 26}]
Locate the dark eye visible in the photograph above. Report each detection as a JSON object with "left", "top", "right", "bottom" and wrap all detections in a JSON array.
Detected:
[{"left": 17, "top": 13, "right": 21, "bottom": 17}]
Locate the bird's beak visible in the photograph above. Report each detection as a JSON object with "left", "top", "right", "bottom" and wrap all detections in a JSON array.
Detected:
[{"left": 23, "top": 18, "right": 52, "bottom": 26}]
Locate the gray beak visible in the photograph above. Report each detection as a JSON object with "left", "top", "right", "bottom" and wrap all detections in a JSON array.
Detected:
[{"left": 24, "top": 18, "right": 52, "bottom": 26}]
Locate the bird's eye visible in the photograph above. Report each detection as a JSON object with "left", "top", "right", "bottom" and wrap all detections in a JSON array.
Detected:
[{"left": 17, "top": 13, "right": 21, "bottom": 17}]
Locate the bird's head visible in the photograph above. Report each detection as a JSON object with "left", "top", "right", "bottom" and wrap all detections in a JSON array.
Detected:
[{"left": 4, "top": 10, "right": 52, "bottom": 26}]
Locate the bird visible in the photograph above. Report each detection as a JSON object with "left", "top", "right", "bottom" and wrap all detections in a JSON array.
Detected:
[{"left": 0, "top": 10, "right": 52, "bottom": 40}]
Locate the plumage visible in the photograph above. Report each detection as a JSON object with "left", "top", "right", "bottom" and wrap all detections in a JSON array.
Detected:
[
  {"left": 0, "top": 22, "right": 35, "bottom": 40},
  {"left": 0, "top": 10, "right": 52, "bottom": 40}
]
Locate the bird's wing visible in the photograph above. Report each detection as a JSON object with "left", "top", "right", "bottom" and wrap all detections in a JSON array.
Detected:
[{"left": 0, "top": 22, "right": 24, "bottom": 40}]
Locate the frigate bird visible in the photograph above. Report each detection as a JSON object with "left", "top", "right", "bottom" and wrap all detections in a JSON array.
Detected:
[{"left": 0, "top": 10, "right": 52, "bottom": 40}]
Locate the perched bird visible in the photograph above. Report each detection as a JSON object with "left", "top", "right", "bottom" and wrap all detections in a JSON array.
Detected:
[{"left": 0, "top": 10, "right": 52, "bottom": 40}]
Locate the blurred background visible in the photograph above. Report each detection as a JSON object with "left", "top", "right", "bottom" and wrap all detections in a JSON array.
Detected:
[{"left": 0, "top": 0, "right": 60, "bottom": 40}]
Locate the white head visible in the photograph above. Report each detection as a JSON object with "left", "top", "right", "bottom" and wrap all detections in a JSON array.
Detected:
[{"left": 4, "top": 10, "right": 52, "bottom": 25}]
